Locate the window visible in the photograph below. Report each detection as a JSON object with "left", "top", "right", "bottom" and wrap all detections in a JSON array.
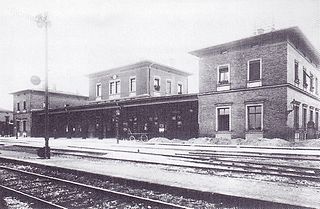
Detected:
[
  {"left": 302, "top": 108, "right": 307, "bottom": 130},
  {"left": 310, "top": 73, "right": 314, "bottom": 92},
  {"left": 248, "top": 59, "right": 261, "bottom": 81},
  {"left": 166, "top": 80, "right": 172, "bottom": 94},
  {"left": 294, "top": 60, "right": 299, "bottom": 83},
  {"left": 23, "top": 121, "right": 26, "bottom": 132},
  {"left": 217, "top": 107, "right": 230, "bottom": 131},
  {"left": 116, "top": 81, "right": 120, "bottom": 94},
  {"left": 23, "top": 101, "right": 26, "bottom": 110},
  {"left": 316, "top": 111, "right": 319, "bottom": 130},
  {"left": 109, "top": 82, "right": 115, "bottom": 95},
  {"left": 129, "top": 77, "right": 136, "bottom": 92},
  {"left": 247, "top": 105, "right": 262, "bottom": 131},
  {"left": 154, "top": 77, "right": 160, "bottom": 91},
  {"left": 96, "top": 83, "right": 101, "bottom": 97},
  {"left": 316, "top": 77, "right": 318, "bottom": 94},
  {"left": 293, "top": 105, "right": 299, "bottom": 130},
  {"left": 17, "top": 102, "right": 20, "bottom": 111},
  {"left": 177, "top": 83, "right": 183, "bottom": 94},
  {"left": 110, "top": 80, "right": 120, "bottom": 95},
  {"left": 303, "top": 69, "right": 308, "bottom": 88},
  {"left": 218, "top": 65, "right": 230, "bottom": 84}
]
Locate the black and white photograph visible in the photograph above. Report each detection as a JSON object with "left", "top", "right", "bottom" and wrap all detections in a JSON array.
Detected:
[{"left": 0, "top": 0, "right": 320, "bottom": 208}]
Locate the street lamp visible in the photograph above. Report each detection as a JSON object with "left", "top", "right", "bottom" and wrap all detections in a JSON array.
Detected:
[
  {"left": 115, "top": 108, "right": 121, "bottom": 144},
  {"left": 35, "top": 13, "right": 50, "bottom": 159}
]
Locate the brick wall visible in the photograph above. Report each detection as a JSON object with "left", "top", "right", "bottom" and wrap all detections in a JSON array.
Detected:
[
  {"left": 89, "top": 67, "right": 149, "bottom": 100},
  {"left": 89, "top": 65, "right": 189, "bottom": 101},
  {"left": 199, "top": 41, "right": 288, "bottom": 93},
  {"left": 199, "top": 86, "right": 288, "bottom": 139},
  {"left": 287, "top": 43, "right": 320, "bottom": 97},
  {"left": 13, "top": 91, "right": 88, "bottom": 112},
  {"left": 150, "top": 67, "right": 188, "bottom": 96},
  {"left": 13, "top": 90, "right": 88, "bottom": 137}
]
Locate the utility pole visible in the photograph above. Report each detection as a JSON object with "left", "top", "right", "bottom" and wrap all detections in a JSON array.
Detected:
[{"left": 35, "top": 13, "right": 50, "bottom": 159}]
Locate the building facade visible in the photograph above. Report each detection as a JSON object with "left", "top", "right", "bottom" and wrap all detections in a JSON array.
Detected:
[
  {"left": 31, "top": 61, "right": 198, "bottom": 140},
  {"left": 88, "top": 60, "right": 190, "bottom": 102},
  {"left": 11, "top": 89, "right": 89, "bottom": 137},
  {"left": 0, "top": 108, "right": 13, "bottom": 136},
  {"left": 190, "top": 27, "right": 320, "bottom": 140}
]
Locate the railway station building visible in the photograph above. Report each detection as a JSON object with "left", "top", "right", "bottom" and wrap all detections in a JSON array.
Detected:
[
  {"left": 190, "top": 27, "right": 320, "bottom": 140},
  {"left": 11, "top": 89, "right": 89, "bottom": 137},
  {"left": 31, "top": 61, "right": 198, "bottom": 140}
]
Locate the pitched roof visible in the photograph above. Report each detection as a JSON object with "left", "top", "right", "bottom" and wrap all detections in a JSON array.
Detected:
[
  {"left": 87, "top": 60, "right": 192, "bottom": 78},
  {"left": 190, "top": 27, "right": 320, "bottom": 66}
]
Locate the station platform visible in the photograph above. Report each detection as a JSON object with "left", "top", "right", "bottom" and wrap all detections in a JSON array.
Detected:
[{"left": 0, "top": 137, "right": 320, "bottom": 208}]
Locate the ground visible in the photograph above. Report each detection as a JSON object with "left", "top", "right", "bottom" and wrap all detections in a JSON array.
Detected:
[{"left": 0, "top": 136, "right": 320, "bottom": 208}]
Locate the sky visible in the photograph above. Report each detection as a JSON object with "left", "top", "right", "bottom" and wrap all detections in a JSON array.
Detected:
[{"left": 0, "top": 0, "right": 319, "bottom": 110}]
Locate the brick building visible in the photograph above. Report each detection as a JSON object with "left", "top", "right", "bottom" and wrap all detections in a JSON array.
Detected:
[
  {"left": 0, "top": 107, "right": 13, "bottom": 136},
  {"left": 190, "top": 27, "right": 320, "bottom": 140},
  {"left": 88, "top": 60, "right": 190, "bottom": 102},
  {"left": 11, "top": 89, "right": 89, "bottom": 137},
  {"left": 31, "top": 61, "right": 198, "bottom": 140}
]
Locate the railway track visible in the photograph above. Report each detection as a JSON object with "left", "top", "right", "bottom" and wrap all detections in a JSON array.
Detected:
[
  {"left": 51, "top": 146, "right": 320, "bottom": 183},
  {"left": 0, "top": 165, "right": 190, "bottom": 209},
  {"left": 2, "top": 143, "right": 320, "bottom": 183},
  {"left": 0, "top": 157, "right": 305, "bottom": 209},
  {"left": 0, "top": 146, "right": 316, "bottom": 208}
]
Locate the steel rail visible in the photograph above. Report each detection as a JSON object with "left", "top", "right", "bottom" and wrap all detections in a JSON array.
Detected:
[
  {"left": 177, "top": 159, "right": 320, "bottom": 181},
  {"left": 184, "top": 151, "right": 320, "bottom": 161},
  {"left": 0, "top": 165, "right": 191, "bottom": 209},
  {"left": 174, "top": 153, "right": 320, "bottom": 173},
  {"left": 0, "top": 185, "right": 67, "bottom": 209},
  {"left": 52, "top": 148, "right": 320, "bottom": 181},
  {"left": 49, "top": 150, "right": 320, "bottom": 182},
  {"left": 52, "top": 147, "right": 320, "bottom": 175},
  {"left": 2, "top": 146, "right": 320, "bottom": 183},
  {"left": 68, "top": 144, "right": 320, "bottom": 157}
]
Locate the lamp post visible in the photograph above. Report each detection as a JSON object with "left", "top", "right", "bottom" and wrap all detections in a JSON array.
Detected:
[
  {"left": 35, "top": 13, "right": 50, "bottom": 159},
  {"left": 115, "top": 108, "right": 121, "bottom": 144}
]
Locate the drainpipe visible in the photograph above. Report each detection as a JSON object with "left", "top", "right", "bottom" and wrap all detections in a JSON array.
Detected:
[{"left": 148, "top": 63, "right": 155, "bottom": 97}]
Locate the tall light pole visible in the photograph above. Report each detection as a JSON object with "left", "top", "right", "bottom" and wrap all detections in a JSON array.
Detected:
[{"left": 35, "top": 13, "right": 50, "bottom": 159}]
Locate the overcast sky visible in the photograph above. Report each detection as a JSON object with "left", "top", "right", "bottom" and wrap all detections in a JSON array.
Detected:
[{"left": 0, "top": 0, "right": 319, "bottom": 110}]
